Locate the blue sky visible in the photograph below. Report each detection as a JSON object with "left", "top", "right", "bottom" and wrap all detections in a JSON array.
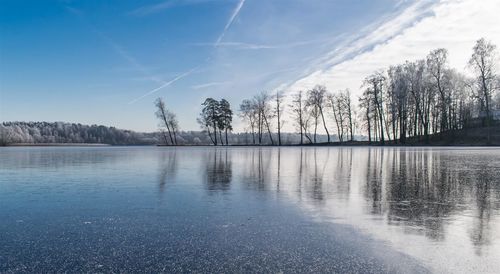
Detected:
[{"left": 1, "top": 0, "right": 499, "bottom": 132}]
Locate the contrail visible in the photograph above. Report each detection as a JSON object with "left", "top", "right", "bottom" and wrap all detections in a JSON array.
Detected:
[
  {"left": 64, "top": 6, "right": 166, "bottom": 85},
  {"left": 128, "top": 67, "right": 198, "bottom": 104},
  {"left": 128, "top": 0, "right": 245, "bottom": 104},
  {"left": 96, "top": 31, "right": 167, "bottom": 85},
  {"left": 215, "top": 0, "right": 245, "bottom": 46}
]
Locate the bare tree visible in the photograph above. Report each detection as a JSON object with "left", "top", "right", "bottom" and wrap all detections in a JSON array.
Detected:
[
  {"left": 359, "top": 90, "right": 373, "bottom": 143},
  {"left": 155, "top": 97, "right": 177, "bottom": 145},
  {"left": 328, "top": 92, "right": 343, "bottom": 142},
  {"left": 342, "top": 89, "right": 355, "bottom": 141},
  {"left": 302, "top": 111, "right": 314, "bottom": 144},
  {"left": 306, "top": 96, "right": 321, "bottom": 143},
  {"left": 469, "top": 38, "right": 498, "bottom": 142},
  {"left": 254, "top": 92, "right": 275, "bottom": 145},
  {"left": 167, "top": 111, "right": 179, "bottom": 145},
  {"left": 406, "top": 60, "right": 433, "bottom": 142},
  {"left": 197, "top": 110, "right": 215, "bottom": 145},
  {"left": 274, "top": 91, "right": 285, "bottom": 146},
  {"left": 239, "top": 99, "right": 258, "bottom": 145},
  {"left": 307, "top": 85, "right": 330, "bottom": 143},
  {"left": 290, "top": 90, "right": 306, "bottom": 144},
  {"left": 427, "top": 48, "right": 450, "bottom": 132},
  {"left": 387, "top": 64, "right": 410, "bottom": 143},
  {"left": 363, "top": 72, "right": 388, "bottom": 144},
  {"left": 328, "top": 90, "right": 354, "bottom": 143}
]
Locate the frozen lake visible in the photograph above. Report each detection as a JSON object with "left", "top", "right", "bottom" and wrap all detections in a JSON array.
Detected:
[{"left": 1, "top": 147, "right": 499, "bottom": 273}]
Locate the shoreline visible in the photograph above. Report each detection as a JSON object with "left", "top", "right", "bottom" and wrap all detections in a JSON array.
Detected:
[
  {"left": 3, "top": 143, "right": 111, "bottom": 147},
  {"left": 2, "top": 143, "right": 499, "bottom": 147}
]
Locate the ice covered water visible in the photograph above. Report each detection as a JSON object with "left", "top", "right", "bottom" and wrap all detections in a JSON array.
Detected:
[{"left": 1, "top": 146, "right": 499, "bottom": 273}]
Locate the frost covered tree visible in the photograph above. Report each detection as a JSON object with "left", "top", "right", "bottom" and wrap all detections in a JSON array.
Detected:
[
  {"left": 239, "top": 99, "right": 258, "bottom": 144},
  {"left": 274, "top": 91, "right": 285, "bottom": 146},
  {"left": 155, "top": 97, "right": 179, "bottom": 145},
  {"left": 199, "top": 98, "right": 219, "bottom": 145},
  {"left": 198, "top": 98, "right": 233, "bottom": 146},
  {"left": 306, "top": 85, "right": 330, "bottom": 143},
  {"left": 289, "top": 90, "right": 306, "bottom": 144},
  {"left": 468, "top": 38, "right": 498, "bottom": 142},
  {"left": 218, "top": 99, "right": 233, "bottom": 146}
]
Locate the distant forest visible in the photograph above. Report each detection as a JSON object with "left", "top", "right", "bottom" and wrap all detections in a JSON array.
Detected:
[
  {"left": 0, "top": 122, "right": 156, "bottom": 145},
  {"left": 0, "top": 121, "right": 341, "bottom": 146}
]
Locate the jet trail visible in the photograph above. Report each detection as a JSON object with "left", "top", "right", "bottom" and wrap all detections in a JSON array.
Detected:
[
  {"left": 215, "top": 0, "right": 245, "bottom": 46},
  {"left": 128, "top": 67, "right": 198, "bottom": 104}
]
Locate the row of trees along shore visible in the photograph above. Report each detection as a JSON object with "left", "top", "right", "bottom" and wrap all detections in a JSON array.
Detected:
[{"left": 154, "top": 38, "right": 499, "bottom": 146}]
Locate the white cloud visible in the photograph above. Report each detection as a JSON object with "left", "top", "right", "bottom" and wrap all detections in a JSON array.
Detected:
[
  {"left": 191, "top": 39, "right": 327, "bottom": 50},
  {"left": 129, "top": 0, "right": 218, "bottom": 16},
  {"left": 287, "top": 0, "right": 500, "bottom": 98},
  {"left": 191, "top": 81, "right": 230, "bottom": 89}
]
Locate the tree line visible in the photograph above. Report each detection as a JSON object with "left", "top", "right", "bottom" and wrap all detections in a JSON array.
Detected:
[
  {"left": 1, "top": 121, "right": 316, "bottom": 146},
  {"left": 154, "top": 38, "right": 499, "bottom": 146},
  {"left": 0, "top": 122, "right": 157, "bottom": 145},
  {"left": 359, "top": 38, "right": 499, "bottom": 144}
]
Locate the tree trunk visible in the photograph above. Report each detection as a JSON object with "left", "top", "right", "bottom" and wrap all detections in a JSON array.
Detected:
[
  {"left": 319, "top": 107, "right": 330, "bottom": 143},
  {"left": 277, "top": 107, "right": 282, "bottom": 146},
  {"left": 219, "top": 130, "right": 224, "bottom": 146},
  {"left": 225, "top": 128, "right": 229, "bottom": 146},
  {"left": 207, "top": 127, "right": 216, "bottom": 145},
  {"left": 263, "top": 115, "right": 274, "bottom": 145}
]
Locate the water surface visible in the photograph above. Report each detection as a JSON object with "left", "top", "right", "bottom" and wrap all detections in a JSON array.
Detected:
[{"left": 1, "top": 147, "right": 499, "bottom": 273}]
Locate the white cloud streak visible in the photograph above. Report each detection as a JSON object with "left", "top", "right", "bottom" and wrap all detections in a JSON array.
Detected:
[
  {"left": 95, "top": 31, "right": 167, "bottom": 85},
  {"left": 192, "top": 39, "right": 327, "bottom": 50},
  {"left": 286, "top": 0, "right": 500, "bottom": 98},
  {"left": 128, "top": 67, "right": 198, "bottom": 104},
  {"left": 129, "top": 0, "right": 217, "bottom": 16},
  {"left": 65, "top": 6, "right": 168, "bottom": 86},
  {"left": 191, "top": 81, "right": 230, "bottom": 89},
  {"left": 215, "top": 0, "right": 245, "bottom": 46},
  {"left": 127, "top": 0, "right": 246, "bottom": 105}
]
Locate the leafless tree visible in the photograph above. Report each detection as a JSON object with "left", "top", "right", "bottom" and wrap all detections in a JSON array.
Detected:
[
  {"left": 342, "top": 89, "right": 355, "bottom": 141},
  {"left": 427, "top": 48, "right": 451, "bottom": 132},
  {"left": 274, "top": 91, "right": 285, "bottom": 146},
  {"left": 328, "top": 92, "right": 344, "bottom": 142},
  {"left": 359, "top": 89, "right": 373, "bottom": 143},
  {"left": 290, "top": 90, "right": 306, "bottom": 144},
  {"left": 306, "top": 96, "right": 321, "bottom": 143},
  {"left": 469, "top": 38, "right": 498, "bottom": 142},
  {"left": 253, "top": 92, "right": 275, "bottom": 145},
  {"left": 155, "top": 97, "right": 178, "bottom": 145},
  {"left": 307, "top": 85, "right": 330, "bottom": 143},
  {"left": 363, "top": 72, "right": 387, "bottom": 144},
  {"left": 239, "top": 99, "right": 258, "bottom": 144}
]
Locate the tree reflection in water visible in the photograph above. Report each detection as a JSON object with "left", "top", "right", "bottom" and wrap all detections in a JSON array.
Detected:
[
  {"left": 228, "top": 147, "right": 499, "bottom": 254},
  {"left": 157, "top": 147, "right": 499, "bottom": 257},
  {"left": 158, "top": 149, "right": 178, "bottom": 195},
  {"left": 204, "top": 149, "right": 232, "bottom": 192}
]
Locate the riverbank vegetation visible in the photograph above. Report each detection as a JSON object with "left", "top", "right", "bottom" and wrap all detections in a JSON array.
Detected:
[{"left": 155, "top": 38, "right": 499, "bottom": 146}]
